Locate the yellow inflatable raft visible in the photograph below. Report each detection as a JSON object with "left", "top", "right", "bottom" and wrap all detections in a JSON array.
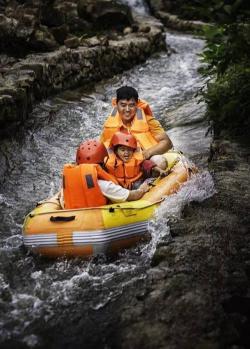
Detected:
[{"left": 22, "top": 152, "right": 193, "bottom": 258}]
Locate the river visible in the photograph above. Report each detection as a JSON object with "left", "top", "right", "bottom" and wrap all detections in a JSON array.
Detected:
[{"left": 0, "top": 29, "right": 215, "bottom": 348}]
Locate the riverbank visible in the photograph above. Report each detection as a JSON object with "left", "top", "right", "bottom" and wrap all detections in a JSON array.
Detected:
[
  {"left": 0, "top": 3, "right": 166, "bottom": 136},
  {"left": 0, "top": 0, "right": 211, "bottom": 136},
  {"left": 145, "top": 0, "right": 210, "bottom": 32},
  {"left": 106, "top": 135, "right": 250, "bottom": 348}
]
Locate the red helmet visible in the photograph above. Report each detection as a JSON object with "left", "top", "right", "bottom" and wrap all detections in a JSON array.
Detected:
[
  {"left": 76, "top": 139, "right": 108, "bottom": 164},
  {"left": 110, "top": 131, "right": 137, "bottom": 150}
]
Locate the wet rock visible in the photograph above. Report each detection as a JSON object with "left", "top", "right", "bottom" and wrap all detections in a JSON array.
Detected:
[
  {"left": 77, "top": 0, "right": 133, "bottom": 30},
  {"left": 151, "top": 244, "right": 175, "bottom": 267},
  {"left": 0, "top": 13, "right": 18, "bottom": 37},
  {"left": 146, "top": 0, "right": 210, "bottom": 32},
  {"left": 123, "top": 26, "right": 133, "bottom": 35},
  {"left": 0, "top": 274, "right": 12, "bottom": 302},
  {"left": 50, "top": 24, "right": 69, "bottom": 45},
  {"left": 40, "top": 5, "right": 66, "bottom": 28},
  {"left": 0, "top": 12, "right": 64, "bottom": 54},
  {"left": 66, "top": 14, "right": 91, "bottom": 33},
  {"left": 64, "top": 36, "right": 80, "bottom": 49},
  {"left": 17, "top": 62, "right": 46, "bottom": 82},
  {"left": 147, "top": 266, "right": 170, "bottom": 281},
  {"left": 131, "top": 23, "right": 139, "bottom": 32},
  {"left": 57, "top": 1, "right": 92, "bottom": 33},
  {"left": 0, "top": 1, "right": 90, "bottom": 55},
  {"left": 157, "top": 11, "right": 210, "bottom": 32},
  {"left": 0, "top": 95, "right": 14, "bottom": 125},
  {"left": 81, "top": 36, "right": 101, "bottom": 47},
  {"left": 21, "top": 13, "right": 36, "bottom": 26},
  {"left": 139, "top": 25, "right": 151, "bottom": 33},
  {"left": 0, "top": 54, "right": 17, "bottom": 73},
  {"left": 31, "top": 27, "right": 59, "bottom": 51}
]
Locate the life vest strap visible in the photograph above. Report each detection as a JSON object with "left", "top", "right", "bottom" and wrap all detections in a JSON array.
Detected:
[
  {"left": 136, "top": 109, "right": 143, "bottom": 120},
  {"left": 111, "top": 107, "right": 117, "bottom": 116}
]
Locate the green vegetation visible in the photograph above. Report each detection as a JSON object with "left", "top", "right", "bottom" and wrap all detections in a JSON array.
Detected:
[
  {"left": 172, "top": 0, "right": 249, "bottom": 23},
  {"left": 200, "top": 63, "right": 250, "bottom": 136},
  {"left": 171, "top": 0, "right": 250, "bottom": 137},
  {"left": 196, "top": 1, "right": 250, "bottom": 138}
]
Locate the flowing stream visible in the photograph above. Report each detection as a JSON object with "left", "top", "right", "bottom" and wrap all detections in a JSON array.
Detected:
[{"left": 0, "top": 30, "right": 215, "bottom": 348}]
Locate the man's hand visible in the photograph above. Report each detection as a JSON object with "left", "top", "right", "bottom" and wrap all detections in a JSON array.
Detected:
[{"left": 142, "top": 148, "right": 152, "bottom": 160}]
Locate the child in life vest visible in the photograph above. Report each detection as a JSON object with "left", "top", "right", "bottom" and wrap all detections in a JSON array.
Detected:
[
  {"left": 105, "top": 131, "right": 170, "bottom": 190},
  {"left": 60, "top": 139, "right": 152, "bottom": 209}
]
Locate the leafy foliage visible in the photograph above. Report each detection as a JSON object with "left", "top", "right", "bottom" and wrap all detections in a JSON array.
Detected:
[
  {"left": 199, "top": 24, "right": 250, "bottom": 76},
  {"left": 171, "top": 0, "right": 250, "bottom": 23},
  {"left": 190, "top": 0, "right": 250, "bottom": 138},
  {"left": 202, "top": 65, "right": 250, "bottom": 137}
]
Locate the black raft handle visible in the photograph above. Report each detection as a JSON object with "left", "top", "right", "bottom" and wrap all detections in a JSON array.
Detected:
[{"left": 50, "top": 216, "right": 76, "bottom": 222}]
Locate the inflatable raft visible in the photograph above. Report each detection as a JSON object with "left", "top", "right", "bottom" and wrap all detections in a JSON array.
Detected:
[{"left": 22, "top": 151, "right": 193, "bottom": 258}]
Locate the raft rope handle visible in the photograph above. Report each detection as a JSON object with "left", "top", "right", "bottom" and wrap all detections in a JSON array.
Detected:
[
  {"left": 50, "top": 216, "right": 76, "bottom": 222},
  {"left": 28, "top": 199, "right": 164, "bottom": 218}
]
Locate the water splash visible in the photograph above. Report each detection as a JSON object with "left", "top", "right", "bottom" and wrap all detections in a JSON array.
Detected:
[
  {"left": 141, "top": 170, "right": 216, "bottom": 261},
  {"left": 157, "top": 171, "right": 216, "bottom": 220}
]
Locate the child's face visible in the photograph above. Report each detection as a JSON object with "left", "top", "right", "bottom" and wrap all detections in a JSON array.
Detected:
[{"left": 116, "top": 145, "right": 135, "bottom": 163}]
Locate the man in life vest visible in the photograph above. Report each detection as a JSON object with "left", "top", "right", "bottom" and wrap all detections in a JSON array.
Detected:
[
  {"left": 100, "top": 86, "right": 173, "bottom": 160},
  {"left": 62, "top": 139, "right": 151, "bottom": 209},
  {"left": 105, "top": 132, "right": 170, "bottom": 190}
]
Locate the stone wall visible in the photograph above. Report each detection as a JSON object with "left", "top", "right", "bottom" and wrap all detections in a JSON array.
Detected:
[
  {"left": 146, "top": 0, "right": 210, "bottom": 32},
  {"left": 0, "top": 1, "right": 167, "bottom": 135},
  {"left": 0, "top": 0, "right": 133, "bottom": 54}
]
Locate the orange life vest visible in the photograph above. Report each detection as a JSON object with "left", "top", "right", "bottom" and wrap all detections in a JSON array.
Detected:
[
  {"left": 105, "top": 149, "right": 144, "bottom": 189},
  {"left": 63, "top": 164, "right": 118, "bottom": 209},
  {"left": 102, "top": 99, "right": 158, "bottom": 150}
]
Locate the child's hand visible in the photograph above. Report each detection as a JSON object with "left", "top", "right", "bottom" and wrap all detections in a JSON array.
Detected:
[
  {"left": 138, "top": 181, "right": 151, "bottom": 193},
  {"left": 143, "top": 178, "right": 155, "bottom": 186}
]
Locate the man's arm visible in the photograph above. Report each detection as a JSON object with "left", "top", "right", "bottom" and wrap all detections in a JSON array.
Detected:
[
  {"left": 144, "top": 115, "right": 173, "bottom": 159},
  {"left": 143, "top": 132, "right": 173, "bottom": 159}
]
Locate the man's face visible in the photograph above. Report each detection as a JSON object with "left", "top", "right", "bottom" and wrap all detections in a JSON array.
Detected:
[{"left": 117, "top": 98, "right": 137, "bottom": 124}]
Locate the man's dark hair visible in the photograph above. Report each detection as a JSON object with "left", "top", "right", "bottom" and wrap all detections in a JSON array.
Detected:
[{"left": 116, "top": 86, "right": 139, "bottom": 102}]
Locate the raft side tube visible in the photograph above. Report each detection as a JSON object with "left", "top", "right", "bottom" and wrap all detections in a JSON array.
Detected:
[{"left": 23, "top": 221, "right": 150, "bottom": 257}]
